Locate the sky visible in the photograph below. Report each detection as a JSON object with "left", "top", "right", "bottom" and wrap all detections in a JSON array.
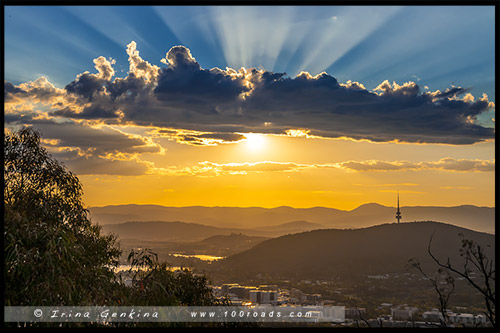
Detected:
[{"left": 4, "top": 5, "right": 496, "bottom": 210}]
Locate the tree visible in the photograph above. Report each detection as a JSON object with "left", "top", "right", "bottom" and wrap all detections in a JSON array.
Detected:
[
  {"left": 114, "top": 248, "right": 257, "bottom": 328},
  {"left": 427, "top": 233, "right": 495, "bottom": 327},
  {"left": 124, "top": 248, "right": 221, "bottom": 306},
  {"left": 409, "top": 232, "right": 495, "bottom": 328},
  {"left": 4, "top": 127, "right": 122, "bottom": 305},
  {"left": 4, "top": 127, "right": 258, "bottom": 328},
  {"left": 408, "top": 259, "right": 455, "bottom": 326}
]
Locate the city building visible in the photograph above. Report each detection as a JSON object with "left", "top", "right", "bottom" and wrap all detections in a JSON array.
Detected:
[
  {"left": 290, "top": 288, "right": 305, "bottom": 303},
  {"left": 221, "top": 283, "right": 240, "bottom": 294},
  {"left": 449, "top": 313, "right": 487, "bottom": 326},
  {"left": 227, "top": 285, "right": 258, "bottom": 300},
  {"left": 301, "top": 306, "right": 345, "bottom": 323},
  {"left": 249, "top": 290, "right": 278, "bottom": 305},
  {"left": 391, "top": 306, "right": 418, "bottom": 321},
  {"left": 422, "top": 309, "right": 444, "bottom": 323},
  {"left": 345, "top": 307, "right": 366, "bottom": 319},
  {"left": 305, "top": 294, "right": 322, "bottom": 304}
]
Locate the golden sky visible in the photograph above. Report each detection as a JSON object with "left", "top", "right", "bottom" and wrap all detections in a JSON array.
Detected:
[
  {"left": 5, "top": 37, "right": 495, "bottom": 210},
  {"left": 73, "top": 127, "right": 494, "bottom": 210}
]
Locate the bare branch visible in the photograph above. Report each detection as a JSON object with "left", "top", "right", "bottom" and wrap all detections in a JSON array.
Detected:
[{"left": 426, "top": 234, "right": 495, "bottom": 327}]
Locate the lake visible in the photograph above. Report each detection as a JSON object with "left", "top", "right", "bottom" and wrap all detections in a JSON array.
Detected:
[
  {"left": 115, "top": 264, "right": 187, "bottom": 272},
  {"left": 171, "top": 253, "right": 225, "bottom": 261}
]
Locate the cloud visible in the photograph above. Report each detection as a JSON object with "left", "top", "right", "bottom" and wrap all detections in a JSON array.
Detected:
[
  {"left": 126, "top": 41, "right": 160, "bottom": 83},
  {"left": 421, "top": 158, "right": 495, "bottom": 172},
  {"left": 4, "top": 42, "right": 495, "bottom": 145},
  {"left": 336, "top": 158, "right": 495, "bottom": 172},
  {"left": 353, "top": 183, "right": 419, "bottom": 187},
  {"left": 65, "top": 72, "right": 107, "bottom": 102},
  {"left": 147, "top": 158, "right": 494, "bottom": 177},
  {"left": 93, "top": 56, "right": 116, "bottom": 81},
  {"left": 161, "top": 45, "right": 199, "bottom": 70},
  {"left": 337, "top": 160, "right": 418, "bottom": 171},
  {"left": 50, "top": 148, "right": 149, "bottom": 176},
  {"left": 201, "top": 161, "right": 308, "bottom": 173},
  {"left": 6, "top": 116, "right": 162, "bottom": 176},
  {"left": 27, "top": 120, "right": 161, "bottom": 156},
  {"left": 151, "top": 127, "right": 246, "bottom": 146},
  {"left": 5, "top": 77, "right": 69, "bottom": 105},
  {"left": 150, "top": 161, "right": 310, "bottom": 177},
  {"left": 153, "top": 46, "right": 250, "bottom": 115}
]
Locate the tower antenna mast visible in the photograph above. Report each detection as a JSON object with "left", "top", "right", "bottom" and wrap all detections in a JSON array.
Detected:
[{"left": 396, "top": 191, "right": 402, "bottom": 223}]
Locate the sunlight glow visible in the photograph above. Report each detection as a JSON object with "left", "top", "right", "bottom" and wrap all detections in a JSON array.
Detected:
[{"left": 244, "top": 133, "right": 266, "bottom": 152}]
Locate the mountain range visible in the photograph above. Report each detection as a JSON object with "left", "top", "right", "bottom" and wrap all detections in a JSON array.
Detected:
[
  {"left": 101, "top": 220, "right": 323, "bottom": 242},
  {"left": 91, "top": 203, "right": 495, "bottom": 234}
]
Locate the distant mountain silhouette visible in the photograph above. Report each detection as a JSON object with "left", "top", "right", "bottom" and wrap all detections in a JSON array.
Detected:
[
  {"left": 101, "top": 221, "right": 259, "bottom": 242},
  {"left": 101, "top": 220, "right": 322, "bottom": 242},
  {"left": 91, "top": 204, "right": 494, "bottom": 234},
  {"left": 212, "top": 221, "right": 495, "bottom": 279}
]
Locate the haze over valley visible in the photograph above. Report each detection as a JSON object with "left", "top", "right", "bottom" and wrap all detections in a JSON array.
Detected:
[
  {"left": 93, "top": 203, "right": 495, "bottom": 274},
  {"left": 92, "top": 203, "right": 495, "bottom": 236}
]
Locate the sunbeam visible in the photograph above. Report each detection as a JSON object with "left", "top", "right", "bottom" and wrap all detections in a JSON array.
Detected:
[
  {"left": 3, "top": 4, "right": 495, "bottom": 220},
  {"left": 154, "top": 6, "right": 402, "bottom": 78},
  {"left": 64, "top": 6, "right": 153, "bottom": 50},
  {"left": 296, "top": 6, "right": 401, "bottom": 76}
]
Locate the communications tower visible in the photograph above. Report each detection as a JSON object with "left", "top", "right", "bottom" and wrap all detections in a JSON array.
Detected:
[{"left": 395, "top": 191, "right": 402, "bottom": 223}]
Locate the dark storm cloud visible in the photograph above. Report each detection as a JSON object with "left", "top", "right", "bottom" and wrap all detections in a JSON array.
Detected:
[
  {"left": 154, "top": 129, "right": 246, "bottom": 146},
  {"left": 195, "top": 132, "right": 245, "bottom": 142},
  {"left": 65, "top": 72, "right": 106, "bottom": 101},
  {"left": 4, "top": 82, "right": 27, "bottom": 99},
  {"left": 5, "top": 43, "right": 495, "bottom": 145},
  {"left": 52, "top": 104, "right": 120, "bottom": 119},
  {"left": 5, "top": 77, "right": 66, "bottom": 104},
  {"left": 153, "top": 46, "right": 250, "bottom": 114},
  {"left": 106, "top": 75, "right": 148, "bottom": 101},
  {"left": 241, "top": 78, "right": 494, "bottom": 144},
  {"left": 176, "top": 132, "right": 246, "bottom": 145}
]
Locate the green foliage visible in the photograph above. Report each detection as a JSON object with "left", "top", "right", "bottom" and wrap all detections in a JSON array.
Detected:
[
  {"left": 122, "top": 248, "right": 220, "bottom": 306},
  {"left": 110, "top": 249, "right": 258, "bottom": 328},
  {"left": 4, "top": 127, "right": 122, "bottom": 306},
  {"left": 3, "top": 128, "right": 220, "bottom": 307},
  {"left": 3, "top": 127, "right": 255, "bottom": 327}
]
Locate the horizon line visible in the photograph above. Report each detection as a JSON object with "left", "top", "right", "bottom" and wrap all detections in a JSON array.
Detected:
[{"left": 89, "top": 202, "right": 494, "bottom": 211}]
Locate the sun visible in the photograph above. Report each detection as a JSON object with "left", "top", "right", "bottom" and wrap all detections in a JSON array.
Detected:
[{"left": 244, "top": 133, "right": 266, "bottom": 152}]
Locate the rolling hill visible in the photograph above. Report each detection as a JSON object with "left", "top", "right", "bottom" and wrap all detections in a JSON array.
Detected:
[
  {"left": 90, "top": 204, "right": 495, "bottom": 234},
  {"left": 101, "top": 220, "right": 323, "bottom": 242},
  {"left": 211, "top": 221, "right": 495, "bottom": 279},
  {"left": 101, "top": 221, "right": 259, "bottom": 242},
  {"left": 249, "top": 221, "right": 326, "bottom": 232}
]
